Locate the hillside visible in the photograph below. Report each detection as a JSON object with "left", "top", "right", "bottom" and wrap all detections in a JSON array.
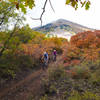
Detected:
[
  {"left": 0, "top": 25, "right": 100, "bottom": 100},
  {"left": 33, "top": 19, "right": 93, "bottom": 40}
]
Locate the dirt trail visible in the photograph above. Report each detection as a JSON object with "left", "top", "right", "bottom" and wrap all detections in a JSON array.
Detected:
[
  {"left": 0, "top": 56, "right": 62, "bottom": 100},
  {"left": 0, "top": 69, "right": 44, "bottom": 100}
]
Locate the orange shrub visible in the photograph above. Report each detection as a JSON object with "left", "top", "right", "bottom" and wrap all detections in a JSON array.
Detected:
[
  {"left": 21, "top": 44, "right": 44, "bottom": 59},
  {"left": 63, "top": 30, "right": 100, "bottom": 63}
]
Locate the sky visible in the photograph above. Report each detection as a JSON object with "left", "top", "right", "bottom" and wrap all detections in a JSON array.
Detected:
[{"left": 25, "top": 0, "right": 100, "bottom": 30}]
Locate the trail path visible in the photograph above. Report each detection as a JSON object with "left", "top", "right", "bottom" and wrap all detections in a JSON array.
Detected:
[
  {"left": 0, "top": 56, "right": 62, "bottom": 100},
  {"left": 0, "top": 69, "right": 44, "bottom": 100}
]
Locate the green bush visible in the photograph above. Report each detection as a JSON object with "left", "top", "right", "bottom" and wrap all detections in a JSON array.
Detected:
[
  {"left": 68, "top": 91, "right": 82, "bottom": 100},
  {"left": 0, "top": 52, "right": 36, "bottom": 79},
  {"left": 0, "top": 54, "right": 18, "bottom": 78},
  {"left": 82, "top": 91, "right": 100, "bottom": 100},
  {"left": 40, "top": 95, "right": 48, "bottom": 100},
  {"left": 71, "top": 65, "right": 91, "bottom": 79},
  {"left": 68, "top": 91, "right": 100, "bottom": 100},
  {"left": 48, "top": 66, "right": 66, "bottom": 81}
]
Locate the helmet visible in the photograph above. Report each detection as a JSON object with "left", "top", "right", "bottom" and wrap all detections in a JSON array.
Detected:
[{"left": 44, "top": 52, "right": 46, "bottom": 54}]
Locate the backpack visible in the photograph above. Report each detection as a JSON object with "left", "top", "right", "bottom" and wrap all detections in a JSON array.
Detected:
[{"left": 44, "top": 53, "right": 48, "bottom": 59}]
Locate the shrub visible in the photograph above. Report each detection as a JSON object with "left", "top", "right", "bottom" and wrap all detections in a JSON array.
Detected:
[
  {"left": 0, "top": 53, "right": 18, "bottom": 79},
  {"left": 70, "top": 65, "right": 90, "bottom": 79},
  {"left": 68, "top": 91, "right": 82, "bottom": 100},
  {"left": 40, "top": 95, "right": 48, "bottom": 100},
  {"left": 68, "top": 91, "right": 100, "bottom": 100},
  {"left": 82, "top": 91, "right": 100, "bottom": 100},
  {"left": 48, "top": 66, "right": 66, "bottom": 81}
]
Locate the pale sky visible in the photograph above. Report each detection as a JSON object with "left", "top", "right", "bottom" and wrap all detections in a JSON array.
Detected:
[{"left": 25, "top": 0, "right": 100, "bottom": 29}]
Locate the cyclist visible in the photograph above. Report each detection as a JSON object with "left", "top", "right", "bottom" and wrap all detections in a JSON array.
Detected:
[
  {"left": 42, "top": 51, "right": 49, "bottom": 70},
  {"left": 53, "top": 50, "right": 57, "bottom": 61}
]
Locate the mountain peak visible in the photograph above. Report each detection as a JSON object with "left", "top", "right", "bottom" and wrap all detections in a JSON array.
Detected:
[
  {"left": 53, "top": 19, "right": 69, "bottom": 24},
  {"left": 34, "top": 19, "right": 93, "bottom": 34},
  {"left": 56, "top": 19, "right": 67, "bottom": 22},
  {"left": 33, "top": 19, "right": 94, "bottom": 40}
]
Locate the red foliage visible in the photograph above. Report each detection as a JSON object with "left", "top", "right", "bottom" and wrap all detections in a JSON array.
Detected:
[
  {"left": 71, "top": 30, "right": 100, "bottom": 49},
  {"left": 64, "top": 59, "right": 80, "bottom": 67},
  {"left": 63, "top": 30, "right": 100, "bottom": 63}
]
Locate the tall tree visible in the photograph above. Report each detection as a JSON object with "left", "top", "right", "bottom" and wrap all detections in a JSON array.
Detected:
[
  {"left": 0, "top": 1, "right": 25, "bottom": 56},
  {"left": 0, "top": 1, "right": 25, "bottom": 31}
]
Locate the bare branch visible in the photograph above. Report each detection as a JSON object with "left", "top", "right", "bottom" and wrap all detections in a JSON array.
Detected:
[
  {"left": 31, "top": 17, "right": 40, "bottom": 20},
  {"left": 31, "top": 0, "right": 55, "bottom": 26},
  {"left": 39, "top": 0, "right": 48, "bottom": 26},
  {"left": 49, "top": 0, "right": 55, "bottom": 13}
]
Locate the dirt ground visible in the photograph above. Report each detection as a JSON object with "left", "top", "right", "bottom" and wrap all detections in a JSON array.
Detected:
[
  {"left": 0, "top": 56, "right": 62, "bottom": 100},
  {"left": 0, "top": 68, "right": 45, "bottom": 100}
]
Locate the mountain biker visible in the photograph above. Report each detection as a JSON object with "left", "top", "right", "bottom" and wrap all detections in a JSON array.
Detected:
[
  {"left": 42, "top": 51, "right": 49, "bottom": 70},
  {"left": 53, "top": 50, "right": 57, "bottom": 61}
]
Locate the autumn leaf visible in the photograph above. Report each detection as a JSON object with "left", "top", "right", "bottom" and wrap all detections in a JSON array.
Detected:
[
  {"left": 66, "top": 0, "right": 71, "bottom": 4},
  {"left": 85, "top": 1, "right": 91, "bottom": 10}
]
